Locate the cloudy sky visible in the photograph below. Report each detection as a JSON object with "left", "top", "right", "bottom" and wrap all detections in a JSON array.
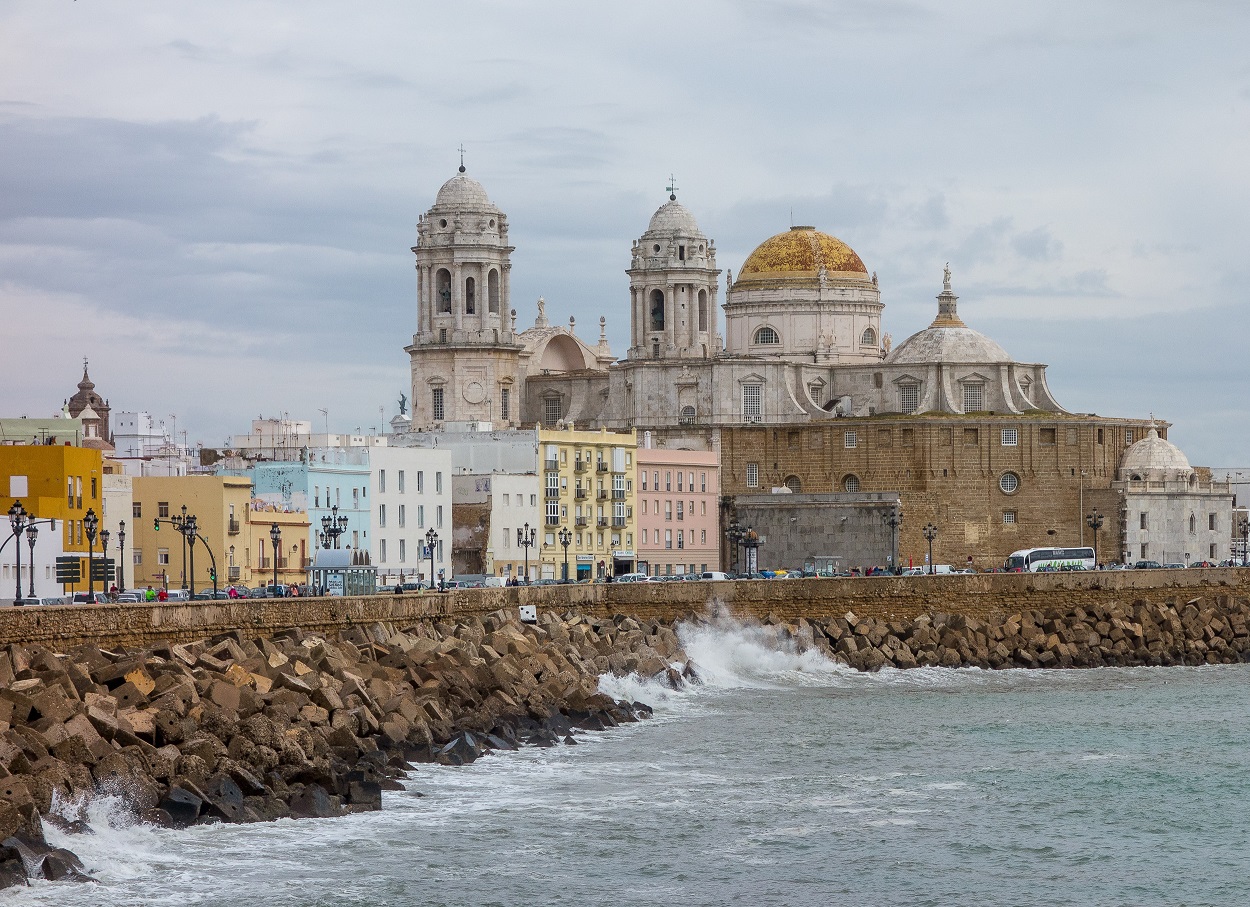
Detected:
[{"left": 2, "top": 1, "right": 1247, "bottom": 466}]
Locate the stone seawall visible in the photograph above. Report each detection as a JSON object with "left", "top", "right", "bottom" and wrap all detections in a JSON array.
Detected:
[{"left": 3, "top": 569, "right": 1248, "bottom": 651}]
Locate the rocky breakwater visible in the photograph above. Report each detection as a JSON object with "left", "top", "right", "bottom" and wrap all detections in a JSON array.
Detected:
[
  {"left": 742, "top": 591, "right": 1250, "bottom": 671},
  {"left": 0, "top": 608, "right": 692, "bottom": 890}
]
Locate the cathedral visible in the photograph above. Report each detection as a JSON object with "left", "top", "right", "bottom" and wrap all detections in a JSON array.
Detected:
[
  {"left": 404, "top": 167, "right": 1231, "bottom": 568},
  {"left": 406, "top": 166, "right": 1065, "bottom": 441}
]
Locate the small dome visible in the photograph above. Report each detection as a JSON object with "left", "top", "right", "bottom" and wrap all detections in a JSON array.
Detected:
[
  {"left": 1120, "top": 426, "right": 1191, "bottom": 476},
  {"left": 646, "top": 199, "right": 703, "bottom": 236},
  {"left": 886, "top": 326, "right": 1011, "bottom": 365},
  {"left": 433, "top": 173, "right": 499, "bottom": 211},
  {"left": 737, "top": 227, "right": 868, "bottom": 281}
]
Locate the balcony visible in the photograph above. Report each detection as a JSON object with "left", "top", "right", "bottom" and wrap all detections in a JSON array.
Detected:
[
  {"left": 597, "top": 489, "right": 608, "bottom": 501},
  {"left": 227, "top": 566, "right": 241, "bottom": 581},
  {"left": 613, "top": 490, "right": 626, "bottom": 500},
  {"left": 575, "top": 488, "right": 587, "bottom": 501},
  {"left": 575, "top": 517, "right": 588, "bottom": 528},
  {"left": 597, "top": 518, "right": 608, "bottom": 528},
  {"left": 227, "top": 518, "right": 240, "bottom": 535},
  {"left": 574, "top": 459, "right": 587, "bottom": 473},
  {"left": 545, "top": 487, "right": 561, "bottom": 499},
  {"left": 545, "top": 515, "right": 561, "bottom": 526},
  {"left": 612, "top": 517, "right": 626, "bottom": 528},
  {"left": 544, "top": 459, "right": 559, "bottom": 472},
  {"left": 596, "top": 461, "right": 608, "bottom": 473}
]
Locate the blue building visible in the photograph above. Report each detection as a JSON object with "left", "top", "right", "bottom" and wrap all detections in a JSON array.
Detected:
[{"left": 221, "top": 449, "right": 372, "bottom": 560}]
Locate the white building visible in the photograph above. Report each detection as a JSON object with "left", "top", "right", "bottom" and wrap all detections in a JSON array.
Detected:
[
  {"left": 1113, "top": 426, "right": 1234, "bottom": 565},
  {"left": 368, "top": 446, "right": 453, "bottom": 587},
  {"left": 451, "top": 472, "right": 541, "bottom": 581},
  {"left": 110, "top": 412, "right": 194, "bottom": 477}
]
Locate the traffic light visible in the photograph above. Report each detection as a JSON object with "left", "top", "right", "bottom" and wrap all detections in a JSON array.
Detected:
[
  {"left": 209, "top": 568, "right": 216, "bottom": 582},
  {"left": 154, "top": 519, "right": 160, "bottom": 531}
]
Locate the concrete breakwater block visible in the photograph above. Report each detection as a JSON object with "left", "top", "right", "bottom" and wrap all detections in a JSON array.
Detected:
[{"left": 0, "top": 606, "right": 692, "bottom": 889}]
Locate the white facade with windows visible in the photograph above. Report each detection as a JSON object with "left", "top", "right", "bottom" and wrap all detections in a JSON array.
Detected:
[{"left": 368, "top": 446, "right": 452, "bottom": 586}]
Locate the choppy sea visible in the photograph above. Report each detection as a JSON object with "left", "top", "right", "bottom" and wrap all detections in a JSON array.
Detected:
[{"left": 7, "top": 619, "right": 1250, "bottom": 907}]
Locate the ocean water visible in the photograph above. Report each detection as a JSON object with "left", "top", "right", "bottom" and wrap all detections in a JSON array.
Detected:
[{"left": 9, "top": 620, "right": 1250, "bottom": 907}]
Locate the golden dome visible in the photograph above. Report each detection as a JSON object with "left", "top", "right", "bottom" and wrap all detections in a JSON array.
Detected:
[{"left": 737, "top": 226, "right": 867, "bottom": 281}]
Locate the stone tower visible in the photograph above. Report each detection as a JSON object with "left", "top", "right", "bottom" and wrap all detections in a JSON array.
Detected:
[
  {"left": 66, "top": 359, "right": 112, "bottom": 446},
  {"left": 406, "top": 167, "right": 523, "bottom": 429},
  {"left": 626, "top": 193, "right": 721, "bottom": 361}
]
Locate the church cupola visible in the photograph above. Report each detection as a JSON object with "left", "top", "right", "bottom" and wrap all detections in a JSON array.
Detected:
[{"left": 626, "top": 181, "right": 721, "bottom": 361}]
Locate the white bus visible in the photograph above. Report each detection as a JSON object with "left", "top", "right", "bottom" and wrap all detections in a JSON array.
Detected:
[{"left": 1003, "top": 547, "right": 1096, "bottom": 572}]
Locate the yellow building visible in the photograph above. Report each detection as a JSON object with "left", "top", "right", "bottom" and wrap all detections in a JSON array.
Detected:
[
  {"left": 131, "top": 476, "right": 265, "bottom": 592},
  {"left": 1, "top": 445, "right": 104, "bottom": 596},
  {"left": 537, "top": 425, "right": 637, "bottom": 580},
  {"left": 247, "top": 506, "right": 313, "bottom": 589}
]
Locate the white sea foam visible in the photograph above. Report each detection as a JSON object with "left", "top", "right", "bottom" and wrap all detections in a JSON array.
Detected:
[{"left": 675, "top": 617, "right": 847, "bottom": 689}]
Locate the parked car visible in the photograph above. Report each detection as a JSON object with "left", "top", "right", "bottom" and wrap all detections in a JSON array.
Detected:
[
  {"left": 614, "top": 573, "right": 653, "bottom": 583},
  {"left": 13, "top": 596, "right": 69, "bottom": 606},
  {"left": 115, "top": 593, "right": 143, "bottom": 603},
  {"left": 1133, "top": 560, "right": 1163, "bottom": 569},
  {"left": 699, "top": 571, "right": 731, "bottom": 581},
  {"left": 71, "top": 592, "right": 110, "bottom": 604},
  {"left": 1162, "top": 563, "right": 1186, "bottom": 570},
  {"left": 192, "top": 591, "right": 231, "bottom": 600}
]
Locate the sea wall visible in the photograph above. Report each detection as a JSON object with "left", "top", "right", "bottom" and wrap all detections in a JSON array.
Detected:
[
  {"left": 0, "top": 608, "right": 685, "bottom": 887},
  {"left": 2, "top": 568, "right": 1249, "bottom": 650}
]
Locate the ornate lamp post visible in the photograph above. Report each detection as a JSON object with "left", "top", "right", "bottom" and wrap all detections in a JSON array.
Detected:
[
  {"left": 170, "top": 504, "right": 190, "bottom": 589},
  {"left": 922, "top": 523, "right": 938, "bottom": 574},
  {"left": 742, "top": 526, "right": 761, "bottom": 575},
  {"left": 101, "top": 528, "right": 111, "bottom": 594},
  {"left": 184, "top": 514, "right": 198, "bottom": 596},
  {"left": 726, "top": 519, "right": 743, "bottom": 574},
  {"left": 1239, "top": 517, "right": 1249, "bottom": 568},
  {"left": 320, "top": 504, "right": 349, "bottom": 549},
  {"left": 1086, "top": 509, "right": 1104, "bottom": 566},
  {"left": 517, "top": 523, "right": 536, "bottom": 584},
  {"left": 269, "top": 523, "right": 282, "bottom": 591},
  {"left": 117, "top": 520, "right": 126, "bottom": 592},
  {"left": 84, "top": 508, "right": 99, "bottom": 598},
  {"left": 425, "top": 527, "right": 438, "bottom": 591},
  {"left": 7, "top": 501, "right": 28, "bottom": 604},
  {"left": 558, "top": 526, "right": 572, "bottom": 582},
  {"left": 25, "top": 523, "right": 38, "bottom": 600},
  {"left": 883, "top": 506, "right": 903, "bottom": 574}
]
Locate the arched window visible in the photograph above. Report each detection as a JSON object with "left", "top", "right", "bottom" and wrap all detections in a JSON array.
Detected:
[
  {"left": 679, "top": 405, "right": 696, "bottom": 425},
  {"left": 465, "top": 276, "right": 476, "bottom": 314},
  {"left": 436, "top": 269, "right": 452, "bottom": 313},
  {"left": 650, "top": 289, "right": 665, "bottom": 331},
  {"left": 861, "top": 327, "right": 876, "bottom": 346},
  {"left": 1189, "top": 513, "right": 1196, "bottom": 533},
  {"left": 842, "top": 475, "right": 860, "bottom": 493},
  {"left": 784, "top": 475, "right": 802, "bottom": 493},
  {"left": 697, "top": 290, "right": 708, "bottom": 332},
  {"left": 488, "top": 269, "right": 500, "bottom": 314},
  {"left": 754, "top": 326, "right": 780, "bottom": 345}
]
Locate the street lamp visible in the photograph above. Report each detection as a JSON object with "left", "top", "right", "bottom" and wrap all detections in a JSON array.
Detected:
[
  {"left": 84, "top": 508, "right": 99, "bottom": 598},
  {"left": 742, "top": 526, "right": 761, "bottom": 575},
  {"left": 269, "top": 523, "right": 282, "bottom": 591},
  {"left": 7, "top": 501, "right": 28, "bottom": 605},
  {"left": 171, "top": 504, "right": 190, "bottom": 589},
  {"left": 184, "top": 514, "right": 198, "bottom": 596},
  {"left": 883, "top": 506, "right": 903, "bottom": 574},
  {"left": 1240, "top": 518, "right": 1249, "bottom": 568},
  {"left": 425, "top": 527, "right": 438, "bottom": 591},
  {"left": 726, "top": 519, "right": 744, "bottom": 574},
  {"left": 101, "top": 529, "right": 111, "bottom": 594},
  {"left": 518, "top": 523, "right": 536, "bottom": 584},
  {"left": 558, "top": 526, "right": 572, "bottom": 582},
  {"left": 117, "top": 520, "right": 126, "bottom": 592},
  {"left": 25, "top": 523, "right": 37, "bottom": 601},
  {"left": 320, "top": 504, "right": 348, "bottom": 549},
  {"left": 1086, "top": 509, "right": 1104, "bottom": 566},
  {"left": 922, "top": 522, "right": 938, "bottom": 575}
]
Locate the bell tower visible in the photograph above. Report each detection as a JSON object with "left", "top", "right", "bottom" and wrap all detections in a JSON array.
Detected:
[
  {"left": 626, "top": 182, "right": 721, "bottom": 361},
  {"left": 406, "top": 161, "right": 523, "bottom": 429}
]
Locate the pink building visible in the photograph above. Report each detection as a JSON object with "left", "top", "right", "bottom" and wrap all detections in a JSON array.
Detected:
[{"left": 636, "top": 447, "right": 720, "bottom": 576}]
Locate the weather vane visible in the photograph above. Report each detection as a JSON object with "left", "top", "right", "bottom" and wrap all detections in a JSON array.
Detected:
[
  {"left": 458, "top": 143, "right": 466, "bottom": 173},
  {"left": 666, "top": 174, "right": 678, "bottom": 201}
]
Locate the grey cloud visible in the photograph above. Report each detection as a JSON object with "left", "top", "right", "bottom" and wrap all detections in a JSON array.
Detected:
[{"left": 1012, "top": 226, "right": 1062, "bottom": 261}]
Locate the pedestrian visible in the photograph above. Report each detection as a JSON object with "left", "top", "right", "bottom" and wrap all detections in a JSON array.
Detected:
[
  {"left": 145, "top": 585, "right": 156, "bottom": 602},
  {"left": 156, "top": 587, "right": 168, "bottom": 602},
  {"left": 393, "top": 582, "right": 403, "bottom": 595}
]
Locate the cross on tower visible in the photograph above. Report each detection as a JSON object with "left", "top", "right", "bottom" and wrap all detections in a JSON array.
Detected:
[
  {"left": 458, "top": 144, "right": 466, "bottom": 173},
  {"left": 666, "top": 174, "right": 678, "bottom": 201}
]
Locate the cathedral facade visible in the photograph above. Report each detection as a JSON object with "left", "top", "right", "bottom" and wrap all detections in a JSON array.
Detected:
[{"left": 405, "top": 169, "right": 1227, "bottom": 568}]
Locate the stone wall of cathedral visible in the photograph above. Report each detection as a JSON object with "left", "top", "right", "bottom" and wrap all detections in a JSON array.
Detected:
[{"left": 719, "top": 415, "right": 1162, "bottom": 569}]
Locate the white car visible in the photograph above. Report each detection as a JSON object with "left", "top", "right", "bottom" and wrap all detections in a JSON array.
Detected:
[
  {"left": 699, "top": 571, "right": 731, "bottom": 581},
  {"left": 614, "top": 573, "right": 655, "bottom": 583}
]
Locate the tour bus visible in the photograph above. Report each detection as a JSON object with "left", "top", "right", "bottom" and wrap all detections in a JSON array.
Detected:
[{"left": 1003, "top": 547, "right": 1096, "bottom": 572}]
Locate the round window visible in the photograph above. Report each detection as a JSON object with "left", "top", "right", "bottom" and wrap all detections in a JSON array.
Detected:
[
  {"left": 439, "top": 218, "right": 448, "bottom": 228},
  {"left": 653, "top": 244, "right": 661, "bottom": 253},
  {"left": 843, "top": 475, "right": 860, "bottom": 493},
  {"left": 489, "top": 219, "right": 496, "bottom": 227},
  {"left": 999, "top": 472, "right": 1020, "bottom": 494}
]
